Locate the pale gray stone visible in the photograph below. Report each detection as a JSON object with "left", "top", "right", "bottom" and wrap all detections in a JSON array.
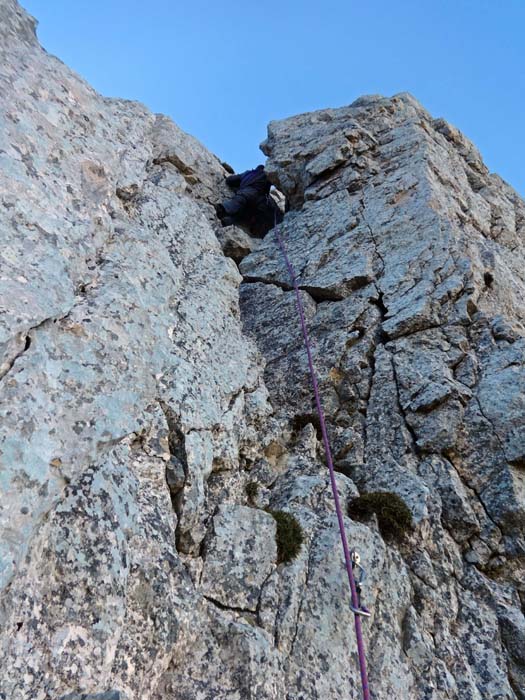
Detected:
[
  {"left": 1, "top": 1, "right": 524, "bottom": 698},
  {"left": 59, "top": 693, "right": 124, "bottom": 700},
  {"left": 242, "top": 91, "right": 525, "bottom": 699},
  {"left": 201, "top": 505, "right": 277, "bottom": 611},
  {"left": 216, "top": 224, "right": 261, "bottom": 264}
]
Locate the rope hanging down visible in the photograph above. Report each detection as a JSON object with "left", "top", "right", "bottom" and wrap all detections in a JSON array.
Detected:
[{"left": 273, "top": 219, "right": 371, "bottom": 700}]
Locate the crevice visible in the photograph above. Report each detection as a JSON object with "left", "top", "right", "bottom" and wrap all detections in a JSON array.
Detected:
[
  {"left": 474, "top": 396, "right": 508, "bottom": 461},
  {"left": 0, "top": 311, "right": 73, "bottom": 382},
  {"left": 256, "top": 568, "right": 277, "bottom": 642},
  {"left": 241, "top": 275, "right": 293, "bottom": 293},
  {"left": 115, "top": 184, "right": 141, "bottom": 214},
  {"left": 508, "top": 673, "right": 524, "bottom": 700},
  {"left": 387, "top": 321, "right": 446, "bottom": 344},
  {"left": 158, "top": 400, "right": 188, "bottom": 544},
  {"left": 443, "top": 453, "right": 501, "bottom": 535},
  {"left": 225, "top": 387, "right": 244, "bottom": 414},
  {"left": 287, "top": 480, "right": 329, "bottom": 656},
  {"left": 287, "top": 548, "right": 311, "bottom": 655},
  {"left": 360, "top": 193, "right": 385, "bottom": 276},
  {"left": 362, "top": 290, "right": 388, "bottom": 459},
  {"left": 0, "top": 337, "right": 29, "bottom": 381},
  {"left": 298, "top": 285, "right": 344, "bottom": 302},
  {"left": 291, "top": 413, "right": 322, "bottom": 441},
  {"left": 309, "top": 160, "right": 348, "bottom": 189},
  {"left": 241, "top": 275, "right": 345, "bottom": 303},
  {"left": 390, "top": 352, "right": 423, "bottom": 457},
  {"left": 369, "top": 292, "right": 389, "bottom": 343},
  {"left": 152, "top": 154, "right": 198, "bottom": 185},
  {"left": 407, "top": 567, "right": 438, "bottom": 592},
  {"left": 95, "top": 430, "right": 138, "bottom": 454},
  {"left": 203, "top": 594, "right": 257, "bottom": 618},
  {"left": 362, "top": 343, "right": 379, "bottom": 462}
]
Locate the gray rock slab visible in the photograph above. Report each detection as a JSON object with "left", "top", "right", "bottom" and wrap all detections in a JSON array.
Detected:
[{"left": 201, "top": 505, "right": 277, "bottom": 611}]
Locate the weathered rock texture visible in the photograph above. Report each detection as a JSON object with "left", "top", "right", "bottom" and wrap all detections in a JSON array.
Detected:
[{"left": 1, "top": 2, "right": 524, "bottom": 699}]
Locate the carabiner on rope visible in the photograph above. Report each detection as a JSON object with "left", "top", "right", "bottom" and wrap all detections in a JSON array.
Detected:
[{"left": 350, "top": 551, "right": 371, "bottom": 618}]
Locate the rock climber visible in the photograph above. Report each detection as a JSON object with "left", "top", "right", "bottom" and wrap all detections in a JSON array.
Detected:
[{"left": 215, "top": 164, "right": 283, "bottom": 238}]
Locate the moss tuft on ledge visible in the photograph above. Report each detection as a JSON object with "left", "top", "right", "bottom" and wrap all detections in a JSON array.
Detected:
[
  {"left": 268, "top": 510, "right": 304, "bottom": 564},
  {"left": 348, "top": 492, "right": 413, "bottom": 540}
]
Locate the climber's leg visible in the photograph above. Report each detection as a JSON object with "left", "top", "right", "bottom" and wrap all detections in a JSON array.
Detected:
[
  {"left": 249, "top": 195, "right": 283, "bottom": 238},
  {"left": 222, "top": 192, "right": 250, "bottom": 220},
  {"left": 215, "top": 202, "right": 226, "bottom": 219}
]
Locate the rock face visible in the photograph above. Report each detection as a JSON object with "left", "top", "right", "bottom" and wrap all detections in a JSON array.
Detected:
[{"left": 1, "top": 2, "right": 524, "bottom": 699}]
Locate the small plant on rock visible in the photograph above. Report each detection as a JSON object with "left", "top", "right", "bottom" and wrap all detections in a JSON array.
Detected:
[
  {"left": 268, "top": 510, "right": 304, "bottom": 564},
  {"left": 245, "top": 481, "right": 259, "bottom": 503},
  {"left": 348, "top": 491, "right": 413, "bottom": 540}
]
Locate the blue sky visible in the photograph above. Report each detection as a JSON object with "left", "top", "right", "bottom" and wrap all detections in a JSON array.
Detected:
[{"left": 23, "top": 0, "right": 524, "bottom": 195}]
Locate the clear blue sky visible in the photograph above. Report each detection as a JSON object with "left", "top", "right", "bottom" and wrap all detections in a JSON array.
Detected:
[{"left": 23, "top": 0, "right": 524, "bottom": 195}]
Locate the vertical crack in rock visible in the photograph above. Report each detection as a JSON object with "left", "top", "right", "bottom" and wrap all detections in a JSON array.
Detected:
[
  {"left": 287, "top": 550, "right": 313, "bottom": 659},
  {"left": 390, "top": 352, "right": 423, "bottom": 458},
  {"left": 474, "top": 395, "right": 509, "bottom": 461},
  {"left": 360, "top": 192, "right": 386, "bottom": 280},
  {"left": 443, "top": 453, "right": 501, "bottom": 538},
  {"left": 287, "top": 513, "right": 325, "bottom": 660}
]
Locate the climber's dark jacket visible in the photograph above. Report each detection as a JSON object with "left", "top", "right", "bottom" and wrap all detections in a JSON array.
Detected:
[
  {"left": 225, "top": 165, "right": 271, "bottom": 195},
  {"left": 217, "top": 165, "right": 283, "bottom": 238}
]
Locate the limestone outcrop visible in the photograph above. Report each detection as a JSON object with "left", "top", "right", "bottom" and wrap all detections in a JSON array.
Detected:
[{"left": 1, "top": 2, "right": 524, "bottom": 699}]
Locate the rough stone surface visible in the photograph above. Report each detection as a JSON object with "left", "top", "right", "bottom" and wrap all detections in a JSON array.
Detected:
[
  {"left": 201, "top": 505, "right": 277, "bottom": 611},
  {"left": 240, "top": 92, "right": 525, "bottom": 699},
  {"left": 59, "top": 694, "right": 123, "bottom": 700},
  {"left": 216, "top": 224, "right": 261, "bottom": 264},
  {"left": 1, "top": 2, "right": 524, "bottom": 699}
]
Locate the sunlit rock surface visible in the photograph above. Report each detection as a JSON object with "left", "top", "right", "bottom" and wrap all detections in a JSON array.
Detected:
[{"left": 1, "top": 1, "right": 524, "bottom": 698}]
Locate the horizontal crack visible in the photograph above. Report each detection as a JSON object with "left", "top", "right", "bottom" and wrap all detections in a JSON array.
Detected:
[
  {"left": 242, "top": 275, "right": 344, "bottom": 303},
  {"left": 202, "top": 594, "right": 257, "bottom": 616},
  {"left": 241, "top": 274, "right": 293, "bottom": 292}
]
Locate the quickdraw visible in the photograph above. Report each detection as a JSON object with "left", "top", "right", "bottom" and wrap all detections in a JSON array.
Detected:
[{"left": 350, "top": 551, "right": 371, "bottom": 618}]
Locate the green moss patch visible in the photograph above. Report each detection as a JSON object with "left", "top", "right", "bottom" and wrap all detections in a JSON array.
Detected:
[
  {"left": 348, "top": 491, "right": 413, "bottom": 540},
  {"left": 268, "top": 510, "right": 304, "bottom": 564}
]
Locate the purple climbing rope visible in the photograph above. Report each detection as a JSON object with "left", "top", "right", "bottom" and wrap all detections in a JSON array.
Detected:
[{"left": 273, "top": 222, "right": 371, "bottom": 700}]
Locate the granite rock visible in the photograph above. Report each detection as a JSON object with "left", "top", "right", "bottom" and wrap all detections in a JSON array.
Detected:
[{"left": 1, "top": 2, "right": 524, "bottom": 699}]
